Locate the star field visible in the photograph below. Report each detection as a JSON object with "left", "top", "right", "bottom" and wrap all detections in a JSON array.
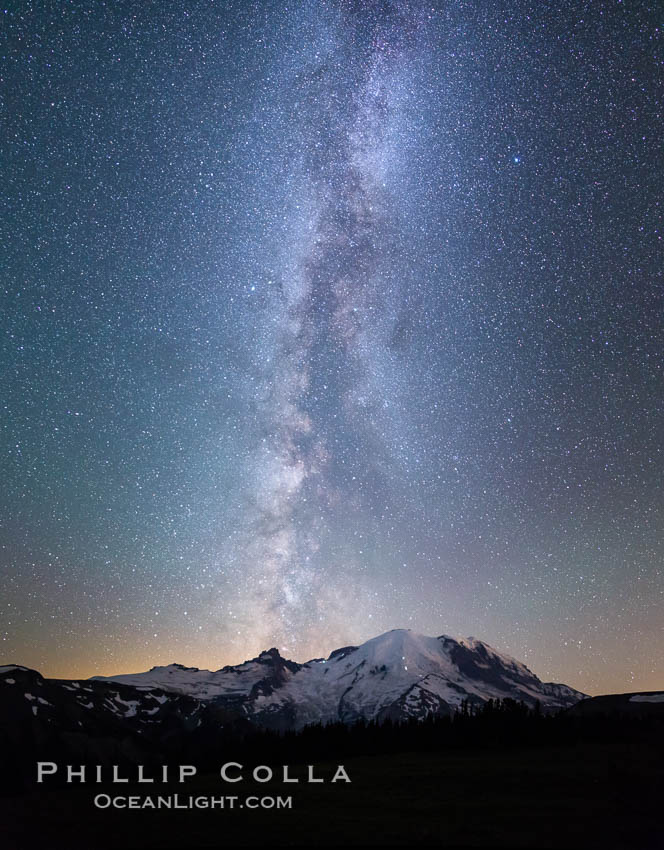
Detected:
[{"left": 1, "top": 0, "right": 662, "bottom": 694}]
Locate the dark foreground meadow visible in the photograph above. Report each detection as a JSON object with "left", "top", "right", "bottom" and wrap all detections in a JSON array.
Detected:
[
  {"left": 1, "top": 703, "right": 662, "bottom": 849},
  {"left": 1, "top": 744, "right": 661, "bottom": 848}
]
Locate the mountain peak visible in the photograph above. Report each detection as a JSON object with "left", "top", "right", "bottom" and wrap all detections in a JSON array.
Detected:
[
  {"left": 147, "top": 663, "right": 201, "bottom": 673},
  {"left": 85, "top": 628, "right": 586, "bottom": 726},
  {"left": 257, "top": 647, "right": 284, "bottom": 661}
]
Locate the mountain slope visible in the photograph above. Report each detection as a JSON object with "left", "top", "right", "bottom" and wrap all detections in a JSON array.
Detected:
[
  {"left": 93, "top": 629, "right": 586, "bottom": 730},
  {"left": 567, "top": 690, "right": 664, "bottom": 718}
]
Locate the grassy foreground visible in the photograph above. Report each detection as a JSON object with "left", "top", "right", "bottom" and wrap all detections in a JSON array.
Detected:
[{"left": 1, "top": 740, "right": 661, "bottom": 849}]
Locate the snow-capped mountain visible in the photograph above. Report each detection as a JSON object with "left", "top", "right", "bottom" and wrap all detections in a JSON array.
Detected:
[
  {"left": 0, "top": 629, "right": 588, "bottom": 786},
  {"left": 92, "top": 629, "right": 586, "bottom": 729}
]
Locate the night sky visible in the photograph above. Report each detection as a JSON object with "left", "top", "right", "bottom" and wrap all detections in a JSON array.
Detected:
[{"left": 1, "top": 1, "right": 662, "bottom": 694}]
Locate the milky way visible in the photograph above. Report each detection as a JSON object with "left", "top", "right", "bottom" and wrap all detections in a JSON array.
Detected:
[
  {"left": 1, "top": 1, "right": 662, "bottom": 693},
  {"left": 233, "top": 0, "right": 433, "bottom": 652}
]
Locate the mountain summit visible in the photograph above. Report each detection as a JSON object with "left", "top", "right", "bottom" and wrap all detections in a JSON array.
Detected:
[{"left": 92, "top": 629, "right": 586, "bottom": 730}]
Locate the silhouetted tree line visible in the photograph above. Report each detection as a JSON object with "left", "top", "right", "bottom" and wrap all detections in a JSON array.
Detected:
[{"left": 219, "top": 698, "right": 664, "bottom": 766}]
